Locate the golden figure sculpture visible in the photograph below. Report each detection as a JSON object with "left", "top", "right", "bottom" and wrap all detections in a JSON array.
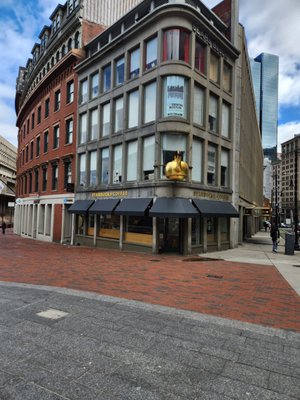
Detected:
[{"left": 165, "top": 151, "right": 188, "bottom": 181}]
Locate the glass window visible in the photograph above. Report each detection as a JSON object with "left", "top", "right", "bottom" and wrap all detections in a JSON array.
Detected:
[
  {"left": 97, "top": 214, "right": 120, "bottom": 239},
  {"left": 222, "top": 102, "right": 230, "bottom": 138},
  {"left": 36, "top": 136, "right": 40, "bottom": 157},
  {"left": 42, "top": 167, "right": 47, "bottom": 191},
  {"left": 90, "top": 109, "right": 98, "bottom": 140},
  {"left": 67, "top": 80, "right": 74, "bottom": 103},
  {"left": 192, "top": 217, "right": 203, "bottom": 246},
  {"left": 91, "top": 72, "right": 99, "bottom": 98},
  {"left": 79, "top": 113, "right": 87, "bottom": 144},
  {"left": 52, "top": 164, "right": 58, "bottom": 190},
  {"left": 103, "top": 64, "right": 111, "bottom": 92},
  {"left": 100, "top": 147, "right": 109, "bottom": 184},
  {"left": 163, "top": 28, "right": 190, "bottom": 63},
  {"left": 53, "top": 125, "right": 59, "bottom": 148},
  {"left": 113, "top": 144, "right": 122, "bottom": 183},
  {"left": 193, "top": 85, "right": 205, "bottom": 126},
  {"left": 221, "top": 149, "right": 229, "bottom": 187},
  {"left": 54, "top": 90, "right": 60, "bottom": 111},
  {"left": 143, "top": 136, "right": 155, "bottom": 180},
  {"left": 80, "top": 79, "right": 88, "bottom": 104},
  {"left": 220, "top": 218, "right": 229, "bottom": 241},
  {"left": 45, "top": 98, "right": 50, "bottom": 118},
  {"left": 44, "top": 131, "right": 49, "bottom": 153},
  {"left": 31, "top": 113, "right": 35, "bottom": 129},
  {"left": 64, "top": 161, "right": 72, "bottom": 187},
  {"left": 161, "top": 133, "right": 186, "bottom": 177},
  {"left": 66, "top": 119, "right": 73, "bottom": 144},
  {"left": 192, "top": 138, "right": 203, "bottom": 182},
  {"left": 116, "top": 57, "right": 125, "bottom": 85},
  {"left": 145, "top": 36, "right": 157, "bottom": 70},
  {"left": 34, "top": 169, "right": 39, "bottom": 192},
  {"left": 102, "top": 103, "right": 110, "bottom": 137},
  {"left": 128, "top": 90, "right": 139, "bottom": 128},
  {"left": 129, "top": 47, "right": 140, "bottom": 79},
  {"left": 30, "top": 141, "right": 34, "bottom": 160},
  {"left": 37, "top": 106, "right": 41, "bottom": 124},
  {"left": 209, "top": 95, "right": 218, "bottom": 133},
  {"left": 163, "top": 76, "right": 188, "bottom": 118},
  {"left": 209, "top": 52, "right": 220, "bottom": 83},
  {"left": 127, "top": 141, "right": 137, "bottom": 181},
  {"left": 207, "top": 144, "right": 216, "bottom": 185},
  {"left": 89, "top": 151, "right": 97, "bottom": 186},
  {"left": 79, "top": 153, "right": 86, "bottom": 186},
  {"left": 114, "top": 97, "right": 123, "bottom": 132},
  {"left": 223, "top": 62, "right": 232, "bottom": 92},
  {"left": 144, "top": 81, "right": 156, "bottom": 123},
  {"left": 207, "top": 217, "right": 217, "bottom": 243},
  {"left": 195, "top": 40, "right": 206, "bottom": 74}
]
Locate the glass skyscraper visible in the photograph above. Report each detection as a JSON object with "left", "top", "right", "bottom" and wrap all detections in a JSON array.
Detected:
[{"left": 250, "top": 53, "right": 279, "bottom": 162}]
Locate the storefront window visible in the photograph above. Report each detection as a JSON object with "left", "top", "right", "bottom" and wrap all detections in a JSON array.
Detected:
[
  {"left": 124, "top": 216, "right": 152, "bottom": 246},
  {"left": 193, "top": 85, "right": 205, "bottom": 126},
  {"left": 97, "top": 215, "right": 120, "bottom": 239},
  {"left": 144, "top": 81, "right": 156, "bottom": 123},
  {"left": 128, "top": 90, "right": 139, "bottom": 128},
  {"left": 161, "top": 133, "right": 187, "bottom": 177},
  {"left": 192, "top": 138, "right": 203, "bottom": 182},
  {"left": 220, "top": 217, "right": 229, "bottom": 241},
  {"left": 163, "top": 76, "right": 188, "bottom": 118},
  {"left": 145, "top": 36, "right": 157, "bottom": 70},
  {"left": 163, "top": 28, "right": 190, "bottom": 63},
  {"left": 143, "top": 136, "right": 155, "bottom": 180},
  {"left": 207, "top": 217, "right": 217, "bottom": 243},
  {"left": 76, "top": 214, "right": 85, "bottom": 235},
  {"left": 87, "top": 214, "right": 95, "bottom": 236},
  {"left": 100, "top": 147, "right": 109, "bottom": 184},
  {"left": 127, "top": 141, "right": 137, "bottom": 181},
  {"left": 195, "top": 40, "right": 206, "bottom": 74},
  {"left": 192, "top": 217, "right": 203, "bottom": 245}
]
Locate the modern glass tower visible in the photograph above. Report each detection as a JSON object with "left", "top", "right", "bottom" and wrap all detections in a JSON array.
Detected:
[{"left": 250, "top": 53, "right": 279, "bottom": 162}]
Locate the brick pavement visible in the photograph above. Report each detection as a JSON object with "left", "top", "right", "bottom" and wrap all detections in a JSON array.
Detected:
[{"left": 1, "top": 229, "right": 300, "bottom": 332}]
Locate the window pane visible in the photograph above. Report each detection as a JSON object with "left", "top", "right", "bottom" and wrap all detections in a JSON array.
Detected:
[
  {"left": 209, "top": 95, "right": 218, "bottom": 133},
  {"left": 116, "top": 57, "right": 125, "bottom": 85},
  {"left": 79, "top": 153, "right": 86, "bottom": 186},
  {"left": 221, "top": 149, "right": 229, "bottom": 187},
  {"left": 195, "top": 40, "right": 206, "bottom": 74},
  {"left": 207, "top": 145, "right": 216, "bottom": 185},
  {"left": 145, "top": 37, "right": 157, "bottom": 70},
  {"left": 129, "top": 48, "right": 140, "bottom": 78},
  {"left": 101, "top": 148, "right": 109, "bottom": 184},
  {"left": 113, "top": 144, "right": 122, "bottom": 183},
  {"left": 161, "top": 133, "right": 186, "bottom": 177},
  {"left": 103, "top": 64, "right": 111, "bottom": 92},
  {"left": 80, "top": 79, "right": 88, "bottom": 103},
  {"left": 193, "top": 85, "right": 204, "bottom": 126},
  {"left": 90, "top": 109, "right": 98, "bottom": 140},
  {"left": 144, "top": 81, "right": 156, "bottom": 123},
  {"left": 192, "top": 138, "right": 202, "bottom": 182},
  {"left": 223, "top": 62, "right": 232, "bottom": 92},
  {"left": 91, "top": 73, "right": 99, "bottom": 98},
  {"left": 127, "top": 141, "right": 137, "bottom": 181},
  {"left": 79, "top": 113, "right": 87, "bottom": 144},
  {"left": 222, "top": 102, "right": 230, "bottom": 138},
  {"left": 143, "top": 136, "right": 155, "bottom": 180},
  {"left": 210, "top": 52, "right": 219, "bottom": 83},
  {"left": 163, "top": 29, "right": 189, "bottom": 62},
  {"left": 163, "top": 76, "right": 187, "bottom": 118},
  {"left": 66, "top": 119, "right": 73, "bottom": 144},
  {"left": 128, "top": 90, "right": 139, "bottom": 128},
  {"left": 90, "top": 151, "right": 97, "bottom": 185},
  {"left": 114, "top": 97, "right": 123, "bottom": 132},
  {"left": 102, "top": 103, "right": 110, "bottom": 137}
]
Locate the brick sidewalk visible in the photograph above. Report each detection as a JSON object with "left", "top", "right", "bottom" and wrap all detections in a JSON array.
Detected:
[{"left": 1, "top": 230, "right": 300, "bottom": 332}]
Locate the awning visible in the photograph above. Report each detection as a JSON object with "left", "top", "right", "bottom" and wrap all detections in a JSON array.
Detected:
[
  {"left": 149, "top": 198, "right": 199, "bottom": 218},
  {"left": 68, "top": 200, "right": 94, "bottom": 214},
  {"left": 89, "top": 199, "right": 120, "bottom": 215},
  {"left": 193, "top": 199, "right": 239, "bottom": 218},
  {"left": 114, "top": 198, "right": 153, "bottom": 216}
]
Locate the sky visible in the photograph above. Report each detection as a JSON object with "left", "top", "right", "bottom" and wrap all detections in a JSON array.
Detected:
[{"left": 1, "top": 0, "right": 300, "bottom": 149}]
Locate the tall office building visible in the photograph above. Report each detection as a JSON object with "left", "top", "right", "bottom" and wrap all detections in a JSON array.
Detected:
[{"left": 250, "top": 53, "right": 279, "bottom": 162}]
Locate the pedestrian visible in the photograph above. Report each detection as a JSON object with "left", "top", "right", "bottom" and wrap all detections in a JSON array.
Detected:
[
  {"left": 1, "top": 222, "right": 6, "bottom": 235},
  {"left": 270, "top": 224, "right": 279, "bottom": 253},
  {"left": 263, "top": 221, "right": 268, "bottom": 232}
]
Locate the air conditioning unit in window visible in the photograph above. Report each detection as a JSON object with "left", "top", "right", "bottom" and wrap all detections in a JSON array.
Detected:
[{"left": 113, "top": 170, "right": 122, "bottom": 183}]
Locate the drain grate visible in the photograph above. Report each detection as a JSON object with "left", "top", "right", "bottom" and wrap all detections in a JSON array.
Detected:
[{"left": 206, "top": 274, "right": 223, "bottom": 279}]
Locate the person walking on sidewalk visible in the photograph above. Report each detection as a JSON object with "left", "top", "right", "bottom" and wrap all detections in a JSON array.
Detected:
[
  {"left": 270, "top": 224, "right": 279, "bottom": 253},
  {"left": 1, "top": 222, "right": 6, "bottom": 235}
]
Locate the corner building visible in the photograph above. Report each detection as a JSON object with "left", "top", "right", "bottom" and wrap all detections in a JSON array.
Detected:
[
  {"left": 70, "top": 0, "right": 260, "bottom": 254},
  {"left": 14, "top": 0, "right": 141, "bottom": 243}
]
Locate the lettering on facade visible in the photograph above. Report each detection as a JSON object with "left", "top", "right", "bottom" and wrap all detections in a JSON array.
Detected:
[
  {"left": 193, "top": 191, "right": 229, "bottom": 201},
  {"left": 92, "top": 191, "right": 128, "bottom": 198},
  {"left": 192, "top": 25, "right": 227, "bottom": 59}
]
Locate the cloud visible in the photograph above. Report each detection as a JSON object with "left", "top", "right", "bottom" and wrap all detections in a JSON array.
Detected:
[{"left": 278, "top": 121, "right": 300, "bottom": 149}]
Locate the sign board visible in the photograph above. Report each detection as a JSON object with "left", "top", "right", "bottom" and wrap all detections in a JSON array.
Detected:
[{"left": 8, "top": 202, "right": 15, "bottom": 207}]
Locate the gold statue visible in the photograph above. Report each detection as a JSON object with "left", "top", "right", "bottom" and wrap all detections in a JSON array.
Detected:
[{"left": 165, "top": 151, "right": 188, "bottom": 181}]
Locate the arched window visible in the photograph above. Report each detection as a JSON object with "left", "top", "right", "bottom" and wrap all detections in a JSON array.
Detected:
[
  {"left": 51, "top": 57, "right": 54, "bottom": 67},
  {"left": 67, "top": 38, "right": 72, "bottom": 52},
  {"left": 74, "top": 31, "right": 80, "bottom": 49},
  {"left": 47, "top": 62, "right": 50, "bottom": 72},
  {"left": 62, "top": 44, "right": 66, "bottom": 56},
  {"left": 56, "top": 51, "right": 60, "bottom": 62}
]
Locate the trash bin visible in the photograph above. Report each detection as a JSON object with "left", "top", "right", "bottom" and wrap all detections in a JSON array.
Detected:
[{"left": 285, "top": 233, "right": 295, "bottom": 255}]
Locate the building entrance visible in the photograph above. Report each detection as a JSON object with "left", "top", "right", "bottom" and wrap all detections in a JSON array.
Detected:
[{"left": 159, "top": 217, "right": 184, "bottom": 254}]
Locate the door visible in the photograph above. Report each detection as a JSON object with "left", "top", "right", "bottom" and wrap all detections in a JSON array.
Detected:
[{"left": 159, "top": 217, "right": 184, "bottom": 253}]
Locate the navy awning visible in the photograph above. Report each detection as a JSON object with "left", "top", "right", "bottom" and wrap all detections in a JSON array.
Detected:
[
  {"left": 193, "top": 199, "right": 239, "bottom": 218},
  {"left": 149, "top": 198, "right": 199, "bottom": 218},
  {"left": 89, "top": 199, "right": 120, "bottom": 215},
  {"left": 114, "top": 198, "right": 153, "bottom": 216},
  {"left": 68, "top": 200, "right": 94, "bottom": 214}
]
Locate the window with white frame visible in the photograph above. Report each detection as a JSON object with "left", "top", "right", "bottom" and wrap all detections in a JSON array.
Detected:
[
  {"left": 101, "top": 103, "right": 110, "bottom": 137},
  {"left": 145, "top": 36, "right": 157, "bottom": 70},
  {"left": 163, "top": 76, "right": 188, "bottom": 118},
  {"left": 161, "top": 133, "right": 187, "bottom": 177},
  {"left": 193, "top": 85, "right": 205, "bottom": 126},
  {"left": 100, "top": 147, "right": 109, "bottom": 184},
  {"left": 192, "top": 137, "right": 203, "bottom": 182},
  {"left": 209, "top": 94, "right": 218, "bottom": 133},
  {"left": 89, "top": 151, "right": 97, "bottom": 186},
  {"left": 80, "top": 79, "right": 88, "bottom": 104},
  {"left": 91, "top": 72, "right": 99, "bottom": 99},
  {"left": 129, "top": 47, "right": 140, "bottom": 79},
  {"left": 114, "top": 97, "right": 124, "bottom": 132},
  {"left": 53, "top": 125, "right": 59, "bottom": 149},
  {"left": 221, "top": 149, "right": 229, "bottom": 187},
  {"left": 115, "top": 56, "right": 125, "bottom": 85},
  {"left": 144, "top": 81, "right": 156, "bottom": 124},
  {"left": 143, "top": 136, "right": 155, "bottom": 180},
  {"left": 79, "top": 153, "right": 86, "bottom": 186},
  {"left": 79, "top": 113, "right": 87, "bottom": 144},
  {"left": 67, "top": 80, "right": 74, "bottom": 103},
  {"left": 113, "top": 144, "right": 122, "bottom": 183},
  {"left": 128, "top": 89, "right": 139, "bottom": 128},
  {"left": 65, "top": 119, "right": 73, "bottom": 144},
  {"left": 64, "top": 161, "right": 72, "bottom": 187},
  {"left": 221, "top": 102, "right": 230, "bottom": 138},
  {"left": 127, "top": 141, "right": 137, "bottom": 181},
  {"left": 90, "top": 108, "right": 98, "bottom": 141},
  {"left": 207, "top": 144, "right": 216, "bottom": 185}
]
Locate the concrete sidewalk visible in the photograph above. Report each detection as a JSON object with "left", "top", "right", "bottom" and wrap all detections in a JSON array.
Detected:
[{"left": 205, "top": 230, "right": 300, "bottom": 296}]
